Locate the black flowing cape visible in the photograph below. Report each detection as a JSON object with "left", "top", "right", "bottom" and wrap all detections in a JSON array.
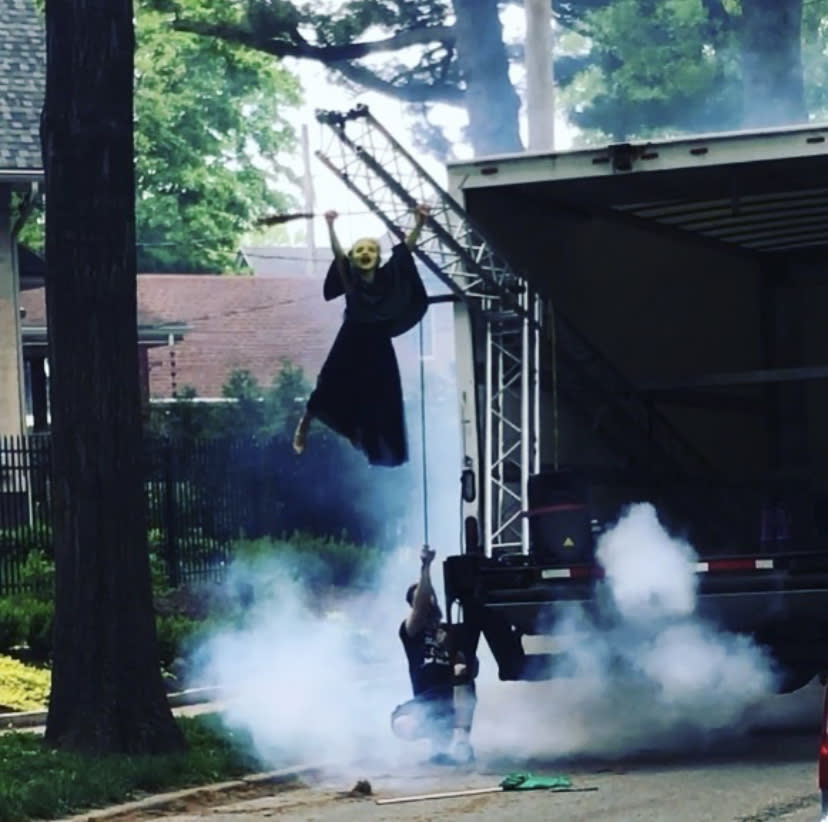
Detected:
[
  {"left": 323, "top": 243, "right": 428, "bottom": 337},
  {"left": 307, "top": 243, "right": 428, "bottom": 467}
]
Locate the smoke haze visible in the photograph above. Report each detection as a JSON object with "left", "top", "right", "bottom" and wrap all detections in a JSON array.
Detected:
[
  {"left": 191, "top": 546, "right": 420, "bottom": 769},
  {"left": 189, "top": 498, "right": 804, "bottom": 773},
  {"left": 474, "top": 503, "right": 781, "bottom": 760},
  {"left": 185, "top": 290, "right": 809, "bottom": 772}
]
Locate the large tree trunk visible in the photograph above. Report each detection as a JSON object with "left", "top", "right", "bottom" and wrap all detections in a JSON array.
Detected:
[
  {"left": 453, "top": 0, "right": 523, "bottom": 155},
  {"left": 41, "top": 0, "right": 186, "bottom": 754},
  {"left": 741, "top": 0, "right": 806, "bottom": 126}
]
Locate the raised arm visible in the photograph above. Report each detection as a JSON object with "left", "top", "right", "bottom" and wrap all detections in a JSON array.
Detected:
[
  {"left": 325, "top": 209, "right": 352, "bottom": 293},
  {"left": 404, "top": 546, "right": 437, "bottom": 637},
  {"left": 405, "top": 203, "right": 430, "bottom": 250}
]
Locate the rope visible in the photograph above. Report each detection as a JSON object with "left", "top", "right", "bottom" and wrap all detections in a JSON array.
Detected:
[{"left": 418, "top": 319, "right": 430, "bottom": 547}]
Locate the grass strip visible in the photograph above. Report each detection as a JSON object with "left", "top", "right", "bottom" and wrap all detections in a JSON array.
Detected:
[{"left": 0, "top": 713, "right": 275, "bottom": 821}]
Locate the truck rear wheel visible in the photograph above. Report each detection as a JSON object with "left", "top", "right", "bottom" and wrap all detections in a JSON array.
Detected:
[{"left": 774, "top": 664, "right": 816, "bottom": 694}]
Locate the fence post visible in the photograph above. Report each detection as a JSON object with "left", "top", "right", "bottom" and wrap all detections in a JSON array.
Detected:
[{"left": 163, "top": 437, "right": 180, "bottom": 588}]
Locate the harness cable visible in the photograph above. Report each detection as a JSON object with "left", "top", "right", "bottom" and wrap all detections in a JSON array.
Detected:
[{"left": 418, "top": 317, "right": 429, "bottom": 550}]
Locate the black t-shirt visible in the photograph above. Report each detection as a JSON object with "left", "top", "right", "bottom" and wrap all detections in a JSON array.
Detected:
[{"left": 399, "top": 619, "right": 454, "bottom": 698}]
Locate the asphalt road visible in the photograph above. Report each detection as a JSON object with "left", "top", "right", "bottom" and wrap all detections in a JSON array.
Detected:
[
  {"left": 145, "top": 722, "right": 824, "bottom": 821},
  {"left": 89, "top": 676, "right": 824, "bottom": 822},
  {"left": 136, "top": 735, "right": 819, "bottom": 821}
]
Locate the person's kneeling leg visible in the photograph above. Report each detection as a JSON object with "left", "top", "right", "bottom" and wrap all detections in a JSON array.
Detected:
[
  {"left": 390, "top": 695, "right": 456, "bottom": 764},
  {"left": 450, "top": 654, "right": 478, "bottom": 763}
]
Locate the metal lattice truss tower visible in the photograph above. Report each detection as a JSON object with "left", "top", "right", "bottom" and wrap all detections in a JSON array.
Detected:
[{"left": 315, "top": 105, "right": 540, "bottom": 555}]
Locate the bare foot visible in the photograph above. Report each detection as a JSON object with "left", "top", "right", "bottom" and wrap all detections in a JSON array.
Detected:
[{"left": 292, "top": 415, "right": 310, "bottom": 454}]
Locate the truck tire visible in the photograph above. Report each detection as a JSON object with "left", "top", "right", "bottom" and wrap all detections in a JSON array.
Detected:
[{"left": 775, "top": 664, "right": 816, "bottom": 694}]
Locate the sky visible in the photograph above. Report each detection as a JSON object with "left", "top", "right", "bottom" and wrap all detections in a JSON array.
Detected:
[
  {"left": 282, "top": 58, "right": 427, "bottom": 244},
  {"left": 277, "top": 4, "right": 577, "bottom": 247}
]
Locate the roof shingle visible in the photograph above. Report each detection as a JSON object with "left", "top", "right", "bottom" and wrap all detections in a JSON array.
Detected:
[{"left": 0, "top": 0, "right": 45, "bottom": 172}]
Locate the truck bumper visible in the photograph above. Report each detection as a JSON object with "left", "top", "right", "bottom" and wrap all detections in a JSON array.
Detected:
[
  {"left": 479, "top": 584, "right": 828, "bottom": 636},
  {"left": 486, "top": 586, "right": 828, "bottom": 634}
]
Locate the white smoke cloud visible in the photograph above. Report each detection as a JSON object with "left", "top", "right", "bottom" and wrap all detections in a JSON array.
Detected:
[
  {"left": 190, "top": 500, "right": 791, "bottom": 772},
  {"left": 190, "top": 545, "right": 427, "bottom": 771},
  {"left": 186, "top": 308, "right": 797, "bottom": 773},
  {"left": 596, "top": 502, "right": 698, "bottom": 623},
  {"left": 187, "top": 299, "right": 464, "bottom": 775},
  {"left": 473, "top": 502, "right": 781, "bottom": 759}
]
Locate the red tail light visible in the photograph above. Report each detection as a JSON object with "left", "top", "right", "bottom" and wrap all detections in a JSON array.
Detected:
[{"left": 818, "top": 683, "right": 828, "bottom": 802}]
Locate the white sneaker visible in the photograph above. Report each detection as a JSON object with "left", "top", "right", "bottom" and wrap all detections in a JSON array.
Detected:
[{"left": 450, "top": 739, "right": 475, "bottom": 764}]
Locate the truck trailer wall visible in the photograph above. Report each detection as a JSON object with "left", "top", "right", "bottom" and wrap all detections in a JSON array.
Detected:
[
  {"left": 798, "top": 277, "right": 828, "bottom": 511},
  {"left": 464, "top": 186, "right": 767, "bottom": 480}
]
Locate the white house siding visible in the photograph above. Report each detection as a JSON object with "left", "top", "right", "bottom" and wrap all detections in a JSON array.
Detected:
[{"left": 0, "top": 185, "right": 24, "bottom": 435}]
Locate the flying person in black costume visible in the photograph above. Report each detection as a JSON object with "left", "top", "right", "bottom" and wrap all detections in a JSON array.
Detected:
[{"left": 292, "top": 204, "right": 429, "bottom": 467}]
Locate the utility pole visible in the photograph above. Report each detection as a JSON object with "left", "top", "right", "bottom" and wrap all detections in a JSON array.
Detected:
[
  {"left": 301, "top": 124, "right": 316, "bottom": 277},
  {"left": 525, "top": 0, "right": 555, "bottom": 151}
]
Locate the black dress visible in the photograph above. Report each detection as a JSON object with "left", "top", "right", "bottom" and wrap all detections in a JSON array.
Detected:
[{"left": 306, "top": 243, "right": 427, "bottom": 467}]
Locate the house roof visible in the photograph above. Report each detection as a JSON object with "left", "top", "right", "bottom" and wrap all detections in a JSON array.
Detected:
[
  {"left": 240, "top": 245, "right": 329, "bottom": 278},
  {"left": 20, "top": 274, "right": 345, "bottom": 399},
  {"left": 0, "top": 0, "right": 45, "bottom": 177}
]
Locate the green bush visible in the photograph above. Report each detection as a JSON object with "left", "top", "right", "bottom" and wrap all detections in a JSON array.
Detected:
[
  {"left": 148, "top": 550, "right": 173, "bottom": 596},
  {"left": 0, "top": 596, "right": 55, "bottom": 660},
  {"left": 0, "top": 601, "right": 28, "bottom": 653},
  {"left": 0, "top": 525, "right": 52, "bottom": 558},
  {"left": 233, "top": 532, "right": 382, "bottom": 592},
  {"left": 155, "top": 614, "right": 204, "bottom": 670},
  {"left": 0, "top": 529, "right": 381, "bottom": 684},
  {"left": 24, "top": 599, "right": 54, "bottom": 661},
  {"left": 0, "top": 655, "right": 50, "bottom": 711},
  {"left": 18, "top": 550, "right": 55, "bottom": 599}
]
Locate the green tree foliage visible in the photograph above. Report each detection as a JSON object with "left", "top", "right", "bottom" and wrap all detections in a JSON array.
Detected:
[
  {"left": 568, "top": 0, "right": 811, "bottom": 140},
  {"left": 155, "top": 0, "right": 819, "bottom": 155},
  {"left": 135, "top": 1, "right": 302, "bottom": 272},
  {"left": 568, "top": 0, "right": 742, "bottom": 139},
  {"left": 17, "top": 0, "right": 303, "bottom": 270},
  {"left": 800, "top": 0, "right": 828, "bottom": 119},
  {"left": 149, "top": 0, "right": 521, "bottom": 154},
  {"left": 148, "top": 360, "right": 306, "bottom": 439}
]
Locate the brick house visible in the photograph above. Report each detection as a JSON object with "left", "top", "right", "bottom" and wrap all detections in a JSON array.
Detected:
[{"left": 20, "top": 263, "right": 456, "bottom": 427}]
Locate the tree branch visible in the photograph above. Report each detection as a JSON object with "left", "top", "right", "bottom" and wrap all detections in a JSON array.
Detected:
[
  {"left": 700, "top": 0, "right": 736, "bottom": 42},
  {"left": 171, "top": 18, "right": 456, "bottom": 62},
  {"left": 330, "top": 60, "right": 465, "bottom": 104},
  {"left": 700, "top": 0, "right": 733, "bottom": 27}
]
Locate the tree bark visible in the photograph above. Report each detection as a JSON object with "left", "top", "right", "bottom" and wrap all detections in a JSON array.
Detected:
[
  {"left": 41, "top": 0, "right": 186, "bottom": 754},
  {"left": 740, "top": 0, "right": 806, "bottom": 127},
  {"left": 452, "top": 0, "right": 523, "bottom": 155}
]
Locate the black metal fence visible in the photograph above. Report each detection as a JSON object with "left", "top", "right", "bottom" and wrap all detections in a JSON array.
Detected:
[
  {"left": 0, "top": 433, "right": 405, "bottom": 595},
  {"left": 0, "top": 435, "right": 52, "bottom": 593}
]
